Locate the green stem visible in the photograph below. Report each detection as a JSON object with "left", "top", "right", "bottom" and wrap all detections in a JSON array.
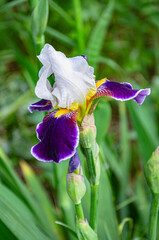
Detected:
[
  {"left": 82, "top": 148, "right": 96, "bottom": 185},
  {"left": 90, "top": 184, "right": 99, "bottom": 232},
  {"left": 148, "top": 194, "right": 159, "bottom": 240},
  {"left": 34, "top": 35, "right": 45, "bottom": 56},
  {"left": 75, "top": 203, "right": 85, "bottom": 220}
]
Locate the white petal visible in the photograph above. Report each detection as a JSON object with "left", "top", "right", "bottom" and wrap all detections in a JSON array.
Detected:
[
  {"left": 35, "top": 67, "right": 53, "bottom": 101},
  {"left": 38, "top": 44, "right": 96, "bottom": 109}
]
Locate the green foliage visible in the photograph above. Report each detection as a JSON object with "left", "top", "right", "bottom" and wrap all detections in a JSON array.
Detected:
[
  {"left": 0, "top": 183, "right": 51, "bottom": 240},
  {"left": 0, "top": 0, "right": 158, "bottom": 239},
  {"left": 87, "top": 0, "right": 114, "bottom": 73}
]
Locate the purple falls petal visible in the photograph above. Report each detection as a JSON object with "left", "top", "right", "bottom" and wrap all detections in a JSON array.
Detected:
[
  {"left": 31, "top": 110, "right": 79, "bottom": 163},
  {"left": 28, "top": 99, "right": 53, "bottom": 113},
  {"left": 94, "top": 80, "right": 151, "bottom": 105},
  {"left": 68, "top": 150, "right": 80, "bottom": 173}
]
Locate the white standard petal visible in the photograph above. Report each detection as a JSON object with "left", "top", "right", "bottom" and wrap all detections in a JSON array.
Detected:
[
  {"left": 35, "top": 66, "right": 54, "bottom": 101},
  {"left": 38, "top": 44, "right": 96, "bottom": 109}
]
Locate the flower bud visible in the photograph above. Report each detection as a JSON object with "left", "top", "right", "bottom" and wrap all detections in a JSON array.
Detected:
[
  {"left": 66, "top": 151, "right": 86, "bottom": 204},
  {"left": 79, "top": 114, "right": 100, "bottom": 185},
  {"left": 31, "top": 0, "right": 48, "bottom": 52},
  {"left": 145, "top": 147, "right": 159, "bottom": 194},
  {"left": 78, "top": 219, "right": 98, "bottom": 240},
  {"left": 80, "top": 114, "right": 97, "bottom": 148}
]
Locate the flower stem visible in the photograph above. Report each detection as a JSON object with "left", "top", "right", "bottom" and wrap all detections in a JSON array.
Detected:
[
  {"left": 148, "top": 194, "right": 159, "bottom": 240},
  {"left": 90, "top": 184, "right": 99, "bottom": 232},
  {"left": 75, "top": 203, "right": 85, "bottom": 220}
]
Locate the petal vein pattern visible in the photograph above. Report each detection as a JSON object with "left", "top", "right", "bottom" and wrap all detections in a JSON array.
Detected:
[
  {"left": 91, "top": 79, "right": 151, "bottom": 105},
  {"left": 28, "top": 99, "right": 53, "bottom": 113},
  {"left": 31, "top": 110, "right": 79, "bottom": 163}
]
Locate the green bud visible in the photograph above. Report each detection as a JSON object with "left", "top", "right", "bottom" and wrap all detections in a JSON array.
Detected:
[
  {"left": 31, "top": 0, "right": 48, "bottom": 52},
  {"left": 80, "top": 114, "right": 96, "bottom": 148},
  {"left": 79, "top": 114, "right": 100, "bottom": 185},
  {"left": 145, "top": 147, "right": 159, "bottom": 194},
  {"left": 78, "top": 219, "right": 98, "bottom": 240},
  {"left": 66, "top": 173, "right": 86, "bottom": 205}
]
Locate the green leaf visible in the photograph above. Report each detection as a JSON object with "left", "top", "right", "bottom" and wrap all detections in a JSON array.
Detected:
[
  {"left": 53, "top": 161, "right": 77, "bottom": 240},
  {"left": 87, "top": 0, "right": 114, "bottom": 72},
  {"left": 0, "top": 0, "right": 27, "bottom": 13},
  {"left": 49, "top": 0, "right": 74, "bottom": 25},
  {"left": 20, "top": 161, "right": 62, "bottom": 240},
  {"left": 55, "top": 221, "right": 77, "bottom": 237},
  {"left": 94, "top": 100, "right": 111, "bottom": 144},
  {"left": 0, "top": 220, "right": 17, "bottom": 240},
  {"left": 127, "top": 101, "right": 158, "bottom": 161},
  {"left": 118, "top": 102, "right": 131, "bottom": 220},
  {"left": 0, "top": 91, "right": 32, "bottom": 121},
  {"left": 100, "top": 142, "right": 123, "bottom": 182},
  {"left": 9, "top": 43, "right": 37, "bottom": 84},
  {"left": 118, "top": 218, "right": 133, "bottom": 238},
  {"left": 98, "top": 56, "right": 124, "bottom": 75},
  {"left": 0, "top": 148, "right": 57, "bottom": 239},
  {"left": 98, "top": 161, "right": 119, "bottom": 240},
  {"left": 73, "top": 0, "right": 85, "bottom": 54},
  {"left": 0, "top": 183, "right": 51, "bottom": 240},
  {"left": 103, "top": 224, "right": 112, "bottom": 240},
  {"left": 46, "top": 26, "right": 75, "bottom": 46}
]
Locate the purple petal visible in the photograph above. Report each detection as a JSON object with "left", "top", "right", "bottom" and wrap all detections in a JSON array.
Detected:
[
  {"left": 94, "top": 80, "right": 151, "bottom": 105},
  {"left": 68, "top": 150, "right": 80, "bottom": 173},
  {"left": 28, "top": 99, "right": 53, "bottom": 113},
  {"left": 31, "top": 110, "right": 79, "bottom": 163}
]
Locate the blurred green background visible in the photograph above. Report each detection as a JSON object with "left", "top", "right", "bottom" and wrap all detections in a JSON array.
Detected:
[{"left": 0, "top": 0, "right": 159, "bottom": 239}]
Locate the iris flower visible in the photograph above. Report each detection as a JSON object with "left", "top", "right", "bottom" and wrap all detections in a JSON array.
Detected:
[{"left": 29, "top": 44, "right": 150, "bottom": 163}]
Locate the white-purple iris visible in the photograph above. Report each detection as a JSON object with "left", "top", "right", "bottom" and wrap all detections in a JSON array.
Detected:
[{"left": 29, "top": 44, "right": 151, "bottom": 164}]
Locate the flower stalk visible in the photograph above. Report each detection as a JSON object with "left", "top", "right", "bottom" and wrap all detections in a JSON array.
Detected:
[
  {"left": 90, "top": 184, "right": 99, "bottom": 231},
  {"left": 80, "top": 114, "right": 100, "bottom": 232},
  {"left": 75, "top": 203, "right": 85, "bottom": 221}
]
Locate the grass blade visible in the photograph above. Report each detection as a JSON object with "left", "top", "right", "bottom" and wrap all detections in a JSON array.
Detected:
[
  {"left": 127, "top": 101, "right": 158, "bottom": 161},
  {"left": 0, "top": 183, "right": 51, "bottom": 240},
  {"left": 46, "top": 26, "right": 75, "bottom": 46},
  {"left": 0, "top": 148, "right": 57, "bottom": 238},
  {"left": 94, "top": 100, "right": 111, "bottom": 144},
  {"left": 0, "top": 0, "right": 27, "bottom": 13},
  {"left": 0, "top": 91, "right": 32, "bottom": 121},
  {"left": 99, "top": 56, "right": 124, "bottom": 75},
  {"left": 49, "top": 0, "right": 74, "bottom": 25},
  {"left": 20, "top": 161, "right": 63, "bottom": 240},
  {"left": 98, "top": 160, "right": 119, "bottom": 240},
  {"left": 73, "top": 0, "right": 85, "bottom": 54},
  {"left": 87, "top": 0, "right": 114, "bottom": 72}
]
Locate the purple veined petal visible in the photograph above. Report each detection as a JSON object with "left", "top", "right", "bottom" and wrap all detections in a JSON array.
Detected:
[
  {"left": 31, "top": 110, "right": 79, "bottom": 163},
  {"left": 28, "top": 99, "right": 53, "bottom": 113},
  {"left": 92, "top": 79, "right": 151, "bottom": 105},
  {"left": 68, "top": 150, "right": 80, "bottom": 173}
]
